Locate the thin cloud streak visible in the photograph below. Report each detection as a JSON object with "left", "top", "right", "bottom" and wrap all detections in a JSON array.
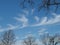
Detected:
[
  {"left": 32, "top": 13, "right": 60, "bottom": 26},
  {"left": 14, "top": 15, "right": 28, "bottom": 28},
  {"left": 38, "top": 28, "right": 48, "bottom": 35},
  {"left": 0, "top": 13, "right": 60, "bottom": 32},
  {"left": 34, "top": 16, "right": 40, "bottom": 22}
]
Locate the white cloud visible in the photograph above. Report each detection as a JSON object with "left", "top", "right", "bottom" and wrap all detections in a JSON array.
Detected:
[
  {"left": 0, "top": 15, "right": 29, "bottom": 32},
  {"left": 0, "top": 24, "right": 19, "bottom": 32},
  {"left": 24, "top": 33, "right": 33, "bottom": 39},
  {"left": 38, "top": 28, "right": 48, "bottom": 35},
  {"left": 46, "top": 14, "right": 60, "bottom": 24},
  {"left": 40, "top": 17, "right": 47, "bottom": 25},
  {"left": 32, "top": 13, "right": 60, "bottom": 26},
  {"left": 31, "top": 17, "right": 47, "bottom": 26},
  {"left": 14, "top": 15, "right": 28, "bottom": 28},
  {"left": 7, "top": 24, "right": 19, "bottom": 30},
  {"left": 34, "top": 16, "right": 40, "bottom": 22},
  {"left": 12, "top": 13, "right": 60, "bottom": 30},
  {"left": 0, "top": 13, "right": 60, "bottom": 32},
  {"left": 39, "top": 28, "right": 46, "bottom": 33},
  {"left": 52, "top": 13, "right": 57, "bottom": 16}
]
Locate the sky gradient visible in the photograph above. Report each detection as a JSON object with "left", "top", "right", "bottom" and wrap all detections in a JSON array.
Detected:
[{"left": 0, "top": 0, "right": 60, "bottom": 45}]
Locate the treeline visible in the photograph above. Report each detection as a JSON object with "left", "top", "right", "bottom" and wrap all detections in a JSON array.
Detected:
[{"left": 0, "top": 30, "right": 60, "bottom": 45}]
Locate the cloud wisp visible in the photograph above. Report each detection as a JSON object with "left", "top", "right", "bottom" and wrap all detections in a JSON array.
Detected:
[
  {"left": 34, "top": 16, "right": 40, "bottom": 22},
  {"left": 14, "top": 15, "right": 29, "bottom": 28},
  {"left": 32, "top": 13, "right": 60, "bottom": 26},
  {"left": 38, "top": 28, "right": 48, "bottom": 35},
  {"left": 14, "top": 13, "right": 60, "bottom": 29},
  {"left": 0, "top": 13, "right": 60, "bottom": 32},
  {"left": 0, "top": 24, "right": 19, "bottom": 32}
]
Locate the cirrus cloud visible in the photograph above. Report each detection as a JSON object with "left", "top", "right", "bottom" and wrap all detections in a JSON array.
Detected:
[
  {"left": 0, "top": 13, "right": 60, "bottom": 32},
  {"left": 32, "top": 13, "right": 60, "bottom": 26}
]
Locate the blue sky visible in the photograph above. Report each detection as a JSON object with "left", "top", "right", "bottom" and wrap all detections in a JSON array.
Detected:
[{"left": 0, "top": 0, "right": 60, "bottom": 45}]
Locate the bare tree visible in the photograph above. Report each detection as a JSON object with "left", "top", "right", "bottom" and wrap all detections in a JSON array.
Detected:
[
  {"left": 23, "top": 35, "right": 37, "bottom": 45},
  {"left": 54, "top": 34, "right": 60, "bottom": 45},
  {"left": 20, "top": 0, "right": 60, "bottom": 13},
  {"left": 1, "top": 30, "right": 16, "bottom": 45},
  {"left": 41, "top": 33, "right": 50, "bottom": 45},
  {"left": 41, "top": 33, "right": 60, "bottom": 45}
]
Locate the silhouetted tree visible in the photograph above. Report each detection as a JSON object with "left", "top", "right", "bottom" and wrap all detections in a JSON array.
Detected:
[
  {"left": 41, "top": 33, "right": 50, "bottom": 45},
  {"left": 54, "top": 34, "right": 60, "bottom": 45},
  {"left": 41, "top": 33, "right": 60, "bottom": 45},
  {"left": 23, "top": 35, "right": 37, "bottom": 45},
  {"left": 1, "top": 30, "right": 16, "bottom": 45}
]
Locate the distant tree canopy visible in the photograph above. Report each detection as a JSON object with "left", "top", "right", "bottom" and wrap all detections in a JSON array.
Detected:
[
  {"left": 0, "top": 30, "right": 60, "bottom": 45},
  {"left": 20, "top": 0, "right": 60, "bottom": 13}
]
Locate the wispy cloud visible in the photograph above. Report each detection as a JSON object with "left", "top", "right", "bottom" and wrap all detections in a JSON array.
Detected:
[
  {"left": 14, "top": 15, "right": 28, "bottom": 28},
  {"left": 24, "top": 33, "right": 33, "bottom": 38},
  {"left": 32, "top": 13, "right": 60, "bottom": 26},
  {"left": 0, "top": 13, "right": 60, "bottom": 32},
  {"left": 7, "top": 24, "right": 19, "bottom": 30},
  {"left": 34, "top": 16, "right": 40, "bottom": 22},
  {"left": 38, "top": 28, "right": 48, "bottom": 35},
  {"left": 0, "top": 15, "right": 29, "bottom": 32},
  {"left": 6, "top": 13, "right": 60, "bottom": 30},
  {"left": 0, "top": 24, "right": 19, "bottom": 32}
]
